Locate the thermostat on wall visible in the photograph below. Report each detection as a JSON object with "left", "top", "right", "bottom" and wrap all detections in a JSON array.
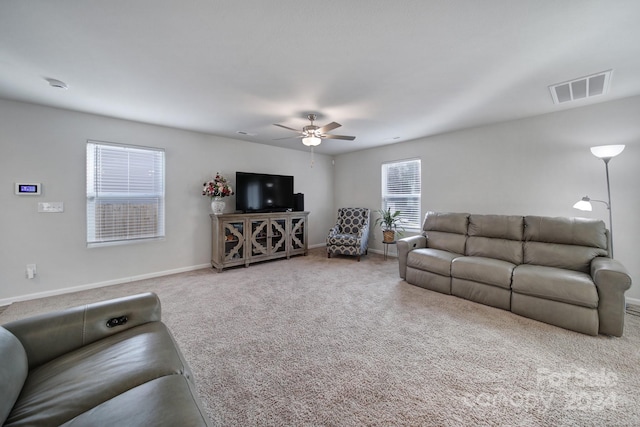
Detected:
[{"left": 15, "top": 183, "right": 41, "bottom": 195}]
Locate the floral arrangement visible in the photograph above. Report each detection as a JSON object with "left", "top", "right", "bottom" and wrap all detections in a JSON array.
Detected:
[{"left": 202, "top": 173, "right": 234, "bottom": 198}]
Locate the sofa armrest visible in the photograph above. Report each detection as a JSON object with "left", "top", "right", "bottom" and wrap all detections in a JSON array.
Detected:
[
  {"left": 2, "top": 292, "right": 162, "bottom": 370},
  {"left": 397, "top": 235, "right": 427, "bottom": 279},
  {"left": 591, "top": 257, "right": 632, "bottom": 337}
]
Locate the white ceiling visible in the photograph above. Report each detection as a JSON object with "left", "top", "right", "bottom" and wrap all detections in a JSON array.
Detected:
[{"left": 2, "top": 1, "right": 640, "bottom": 155}]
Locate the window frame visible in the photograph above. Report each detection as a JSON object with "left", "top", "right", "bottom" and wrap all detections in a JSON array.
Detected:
[
  {"left": 381, "top": 158, "right": 421, "bottom": 231},
  {"left": 86, "top": 140, "right": 166, "bottom": 248}
]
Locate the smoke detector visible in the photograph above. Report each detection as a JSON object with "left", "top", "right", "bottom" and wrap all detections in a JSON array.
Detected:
[{"left": 549, "top": 70, "right": 612, "bottom": 104}]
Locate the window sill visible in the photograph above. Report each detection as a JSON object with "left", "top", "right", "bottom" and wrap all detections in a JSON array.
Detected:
[{"left": 87, "top": 236, "right": 165, "bottom": 249}]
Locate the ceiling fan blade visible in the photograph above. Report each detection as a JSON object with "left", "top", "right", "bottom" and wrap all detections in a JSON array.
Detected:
[
  {"left": 273, "top": 123, "right": 302, "bottom": 133},
  {"left": 272, "top": 135, "right": 303, "bottom": 140},
  {"left": 323, "top": 134, "right": 356, "bottom": 141},
  {"left": 318, "top": 121, "right": 341, "bottom": 133}
]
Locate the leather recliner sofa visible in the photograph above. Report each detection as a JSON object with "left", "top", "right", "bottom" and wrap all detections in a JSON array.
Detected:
[
  {"left": 397, "top": 212, "right": 632, "bottom": 336},
  {"left": 0, "top": 292, "right": 211, "bottom": 426}
]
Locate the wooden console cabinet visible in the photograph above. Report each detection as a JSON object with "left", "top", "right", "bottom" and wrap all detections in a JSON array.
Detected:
[{"left": 210, "top": 211, "right": 309, "bottom": 272}]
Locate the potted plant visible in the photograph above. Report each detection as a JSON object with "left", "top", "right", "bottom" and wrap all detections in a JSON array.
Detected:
[{"left": 374, "top": 208, "right": 404, "bottom": 243}]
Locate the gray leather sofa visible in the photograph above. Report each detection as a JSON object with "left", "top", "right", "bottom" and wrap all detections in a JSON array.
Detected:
[
  {"left": 397, "top": 212, "right": 632, "bottom": 336},
  {"left": 1, "top": 292, "right": 212, "bottom": 426}
]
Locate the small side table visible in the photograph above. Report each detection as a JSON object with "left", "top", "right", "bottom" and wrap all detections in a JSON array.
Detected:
[{"left": 382, "top": 240, "right": 396, "bottom": 260}]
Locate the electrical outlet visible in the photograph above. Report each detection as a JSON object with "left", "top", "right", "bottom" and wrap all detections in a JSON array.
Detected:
[{"left": 26, "top": 264, "right": 37, "bottom": 279}]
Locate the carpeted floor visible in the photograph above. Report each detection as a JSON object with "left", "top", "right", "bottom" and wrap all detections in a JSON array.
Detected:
[{"left": 2, "top": 248, "right": 639, "bottom": 426}]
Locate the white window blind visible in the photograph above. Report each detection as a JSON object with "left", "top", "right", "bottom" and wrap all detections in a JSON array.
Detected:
[
  {"left": 86, "top": 141, "right": 165, "bottom": 247},
  {"left": 382, "top": 159, "right": 421, "bottom": 230}
]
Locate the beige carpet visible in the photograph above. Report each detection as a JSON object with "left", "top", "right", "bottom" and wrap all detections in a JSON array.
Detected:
[{"left": 2, "top": 248, "right": 639, "bottom": 426}]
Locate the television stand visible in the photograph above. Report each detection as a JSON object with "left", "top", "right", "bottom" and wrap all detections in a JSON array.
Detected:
[
  {"left": 210, "top": 211, "right": 309, "bottom": 272},
  {"left": 242, "top": 208, "right": 290, "bottom": 214}
]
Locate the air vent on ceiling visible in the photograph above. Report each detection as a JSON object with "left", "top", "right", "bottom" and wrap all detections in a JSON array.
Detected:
[{"left": 549, "top": 70, "right": 612, "bottom": 104}]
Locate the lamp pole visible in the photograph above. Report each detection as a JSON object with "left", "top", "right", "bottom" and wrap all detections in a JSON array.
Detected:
[
  {"left": 574, "top": 145, "right": 624, "bottom": 259},
  {"left": 591, "top": 144, "right": 625, "bottom": 258},
  {"left": 601, "top": 157, "right": 615, "bottom": 258}
]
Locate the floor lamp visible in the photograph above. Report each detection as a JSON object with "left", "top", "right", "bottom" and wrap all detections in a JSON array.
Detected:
[{"left": 573, "top": 144, "right": 625, "bottom": 258}]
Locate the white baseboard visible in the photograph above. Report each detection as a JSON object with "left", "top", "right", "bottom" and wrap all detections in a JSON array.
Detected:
[
  {"left": 368, "top": 248, "right": 398, "bottom": 257},
  {"left": 310, "top": 243, "right": 397, "bottom": 258},
  {"left": 627, "top": 296, "right": 640, "bottom": 306},
  {"left": 308, "top": 243, "right": 327, "bottom": 249},
  {"left": 0, "top": 263, "right": 211, "bottom": 307}
]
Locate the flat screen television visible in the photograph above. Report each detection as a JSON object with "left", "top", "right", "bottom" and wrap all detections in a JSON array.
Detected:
[{"left": 235, "top": 171, "right": 294, "bottom": 213}]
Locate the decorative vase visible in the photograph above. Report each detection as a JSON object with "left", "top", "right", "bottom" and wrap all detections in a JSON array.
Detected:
[
  {"left": 383, "top": 230, "right": 396, "bottom": 243},
  {"left": 211, "top": 197, "right": 225, "bottom": 215}
]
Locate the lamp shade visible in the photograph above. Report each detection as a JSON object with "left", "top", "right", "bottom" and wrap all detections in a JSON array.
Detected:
[
  {"left": 590, "top": 145, "right": 625, "bottom": 159},
  {"left": 573, "top": 197, "right": 593, "bottom": 211},
  {"left": 302, "top": 136, "right": 321, "bottom": 147}
]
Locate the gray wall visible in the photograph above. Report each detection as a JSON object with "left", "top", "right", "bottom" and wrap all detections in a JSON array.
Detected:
[
  {"left": 2, "top": 95, "right": 638, "bottom": 303},
  {"left": 0, "top": 99, "right": 335, "bottom": 303},
  {"left": 334, "top": 95, "right": 640, "bottom": 301}
]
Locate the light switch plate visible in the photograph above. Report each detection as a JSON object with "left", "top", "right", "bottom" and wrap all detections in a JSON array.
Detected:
[{"left": 38, "top": 202, "right": 64, "bottom": 213}]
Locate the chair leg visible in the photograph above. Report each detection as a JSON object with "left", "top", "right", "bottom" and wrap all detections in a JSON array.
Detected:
[
  {"left": 328, "top": 252, "right": 331, "bottom": 258},
  {"left": 357, "top": 255, "right": 361, "bottom": 262}
]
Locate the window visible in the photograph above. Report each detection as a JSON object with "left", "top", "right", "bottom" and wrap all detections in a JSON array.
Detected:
[
  {"left": 86, "top": 141, "right": 165, "bottom": 247},
  {"left": 381, "top": 159, "right": 421, "bottom": 230}
]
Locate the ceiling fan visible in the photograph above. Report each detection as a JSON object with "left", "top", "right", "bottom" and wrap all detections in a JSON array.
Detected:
[{"left": 273, "top": 114, "right": 356, "bottom": 146}]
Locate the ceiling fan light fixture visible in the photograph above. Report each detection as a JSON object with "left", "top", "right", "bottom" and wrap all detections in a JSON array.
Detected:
[
  {"left": 273, "top": 113, "right": 355, "bottom": 147},
  {"left": 302, "top": 136, "right": 321, "bottom": 146}
]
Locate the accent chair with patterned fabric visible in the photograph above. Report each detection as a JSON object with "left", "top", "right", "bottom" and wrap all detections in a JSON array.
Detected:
[{"left": 327, "top": 207, "right": 370, "bottom": 261}]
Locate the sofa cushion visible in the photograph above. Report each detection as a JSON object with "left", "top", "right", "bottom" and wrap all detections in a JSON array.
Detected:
[
  {"left": 511, "top": 293, "right": 599, "bottom": 336},
  {"left": 524, "top": 216, "right": 607, "bottom": 249},
  {"left": 466, "top": 236, "right": 523, "bottom": 265},
  {"left": 327, "top": 233, "right": 358, "bottom": 246},
  {"left": 524, "top": 241, "right": 608, "bottom": 273},
  {"left": 336, "top": 207, "right": 369, "bottom": 235},
  {"left": 451, "top": 278, "right": 512, "bottom": 310},
  {"left": 407, "top": 248, "right": 461, "bottom": 277},
  {"left": 0, "top": 328, "right": 28, "bottom": 425},
  {"left": 451, "top": 256, "right": 516, "bottom": 289},
  {"left": 423, "top": 211, "right": 469, "bottom": 234},
  {"left": 59, "top": 375, "right": 209, "bottom": 427},
  {"left": 406, "top": 267, "right": 452, "bottom": 294},
  {"left": 512, "top": 264, "right": 599, "bottom": 308},
  {"left": 468, "top": 214, "right": 523, "bottom": 240},
  {"left": 465, "top": 215, "right": 523, "bottom": 264},
  {"left": 421, "top": 212, "right": 469, "bottom": 254},
  {"left": 425, "top": 231, "right": 467, "bottom": 254},
  {"left": 5, "top": 322, "right": 192, "bottom": 427}
]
